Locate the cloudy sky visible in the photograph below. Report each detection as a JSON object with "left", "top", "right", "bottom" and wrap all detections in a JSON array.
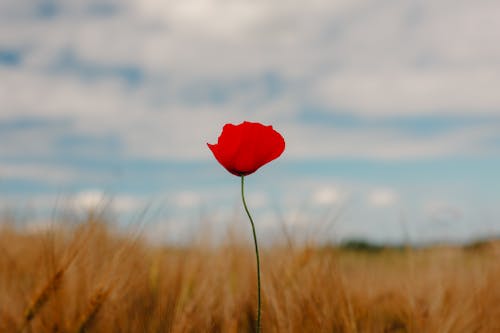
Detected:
[{"left": 1, "top": 0, "right": 500, "bottom": 244}]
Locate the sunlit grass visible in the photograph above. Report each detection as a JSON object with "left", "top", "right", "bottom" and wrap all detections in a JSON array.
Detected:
[{"left": 1, "top": 217, "right": 499, "bottom": 332}]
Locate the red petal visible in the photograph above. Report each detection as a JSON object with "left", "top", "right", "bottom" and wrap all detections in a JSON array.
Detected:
[{"left": 207, "top": 121, "right": 285, "bottom": 176}]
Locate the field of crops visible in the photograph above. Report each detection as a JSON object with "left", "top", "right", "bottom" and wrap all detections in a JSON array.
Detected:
[{"left": 1, "top": 218, "right": 499, "bottom": 333}]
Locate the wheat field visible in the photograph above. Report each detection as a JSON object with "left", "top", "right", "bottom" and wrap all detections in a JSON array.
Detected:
[{"left": 0, "top": 217, "right": 499, "bottom": 333}]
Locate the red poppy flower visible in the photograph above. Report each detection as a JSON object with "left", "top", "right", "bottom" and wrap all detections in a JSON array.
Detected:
[{"left": 207, "top": 121, "right": 285, "bottom": 176}]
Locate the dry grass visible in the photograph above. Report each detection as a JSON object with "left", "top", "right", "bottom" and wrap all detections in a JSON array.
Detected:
[{"left": 1, "top": 218, "right": 499, "bottom": 332}]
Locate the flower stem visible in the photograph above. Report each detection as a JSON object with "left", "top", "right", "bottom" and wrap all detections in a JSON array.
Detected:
[{"left": 241, "top": 175, "right": 261, "bottom": 333}]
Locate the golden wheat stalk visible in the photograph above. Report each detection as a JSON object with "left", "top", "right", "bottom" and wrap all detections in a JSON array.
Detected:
[
  {"left": 17, "top": 234, "right": 84, "bottom": 333},
  {"left": 73, "top": 287, "right": 110, "bottom": 333},
  {"left": 18, "top": 268, "right": 64, "bottom": 332}
]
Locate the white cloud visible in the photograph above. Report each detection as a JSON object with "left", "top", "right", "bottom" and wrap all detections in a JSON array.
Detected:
[
  {"left": 0, "top": 163, "right": 77, "bottom": 184},
  {"left": 69, "top": 190, "right": 146, "bottom": 214},
  {"left": 367, "top": 188, "right": 398, "bottom": 207},
  {"left": 315, "top": 68, "right": 500, "bottom": 116},
  {"left": 1, "top": 0, "right": 500, "bottom": 165},
  {"left": 72, "top": 189, "right": 108, "bottom": 212},
  {"left": 283, "top": 121, "right": 500, "bottom": 160},
  {"left": 312, "top": 186, "right": 341, "bottom": 206},
  {"left": 172, "top": 191, "right": 201, "bottom": 208},
  {"left": 112, "top": 195, "right": 146, "bottom": 213},
  {"left": 246, "top": 191, "right": 269, "bottom": 209}
]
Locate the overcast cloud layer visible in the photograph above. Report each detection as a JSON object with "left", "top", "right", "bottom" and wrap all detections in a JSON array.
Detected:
[{"left": 1, "top": 0, "right": 500, "bottom": 243}]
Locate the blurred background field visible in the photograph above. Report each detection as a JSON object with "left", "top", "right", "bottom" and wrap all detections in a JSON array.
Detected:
[{"left": 1, "top": 215, "right": 500, "bottom": 333}]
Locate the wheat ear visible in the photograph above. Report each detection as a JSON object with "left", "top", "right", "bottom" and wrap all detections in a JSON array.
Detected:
[
  {"left": 18, "top": 268, "right": 64, "bottom": 332},
  {"left": 18, "top": 239, "right": 81, "bottom": 332},
  {"left": 73, "top": 287, "right": 110, "bottom": 333}
]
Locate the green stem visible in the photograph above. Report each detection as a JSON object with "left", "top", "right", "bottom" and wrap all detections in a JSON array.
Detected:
[{"left": 241, "top": 175, "right": 261, "bottom": 333}]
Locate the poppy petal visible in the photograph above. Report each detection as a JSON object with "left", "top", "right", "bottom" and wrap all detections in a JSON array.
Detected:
[{"left": 207, "top": 121, "right": 285, "bottom": 176}]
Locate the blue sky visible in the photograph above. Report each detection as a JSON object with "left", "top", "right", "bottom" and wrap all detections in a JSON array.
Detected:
[{"left": 1, "top": 0, "right": 500, "bottom": 244}]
